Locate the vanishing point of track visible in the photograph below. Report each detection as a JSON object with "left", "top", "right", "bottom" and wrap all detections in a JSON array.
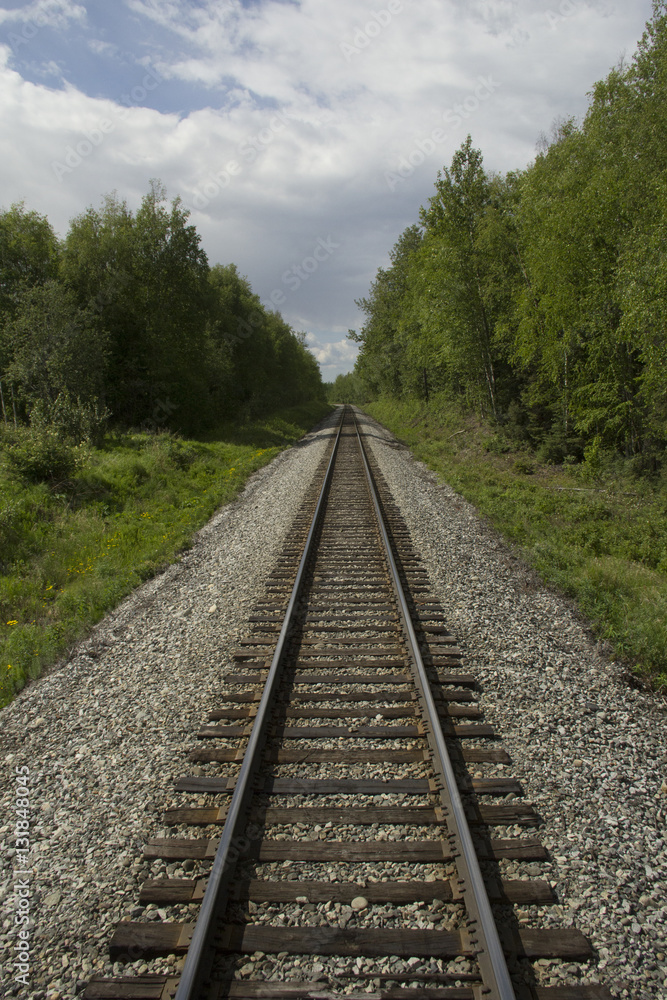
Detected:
[{"left": 85, "top": 407, "right": 611, "bottom": 1000}]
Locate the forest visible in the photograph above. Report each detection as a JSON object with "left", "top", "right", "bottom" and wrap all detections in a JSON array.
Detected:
[
  {"left": 0, "top": 181, "right": 327, "bottom": 705},
  {"left": 349, "top": 2, "right": 667, "bottom": 471},
  {"left": 0, "top": 180, "right": 324, "bottom": 448}
]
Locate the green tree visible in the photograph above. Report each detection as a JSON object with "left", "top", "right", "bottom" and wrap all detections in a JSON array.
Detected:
[
  {"left": 516, "top": 66, "right": 644, "bottom": 454},
  {"left": 613, "top": 2, "right": 667, "bottom": 448},
  {"left": 60, "top": 192, "right": 145, "bottom": 424},
  {"left": 133, "top": 181, "right": 210, "bottom": 428},
  {"left": 351, "top": 4, "right": 667, "bottom": 465},
  {"left": 417, "top": 136, "right": 502, "bottom": 415},
  {"left": 205, "top": 264, "right": 324, "bottom": 419},
  {"left": 4, "top": 280, "right": 107, "bottom": 413},
  {"left": 205, "top": 262, "right": 277, "bottom": 417},
  {"left": 61, "top": 181, "right": 210, "bottom": 430},
  {"left": 0, "top": 204, "right": 62, "bottom": 406},
  {"left": 326, "top": 372, "right": 370, "bottom": 404},
  {"left": 0, "top": 203, "right": 60, "bottom": 322},
  {"left": 353, "top": 224, "right": 422, "bottom": 397}
]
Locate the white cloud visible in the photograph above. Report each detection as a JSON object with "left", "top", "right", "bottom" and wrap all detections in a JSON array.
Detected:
[
  {"left": 0, "top": 0, "right": 654, "bottom": 368},
  {"left": 306, "top": 333, "right": 358, "bottom": 376},
  {"left": 88, "top": 39, "right": 120, "bottom": 57},
  {"left": 0, "top": 0, "right": 86, "bottom": 29}
]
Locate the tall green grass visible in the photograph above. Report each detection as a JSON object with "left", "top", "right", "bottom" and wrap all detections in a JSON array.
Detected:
[
  {"left": 0, "top": 400, "right": 332, "bottom": 707},
  {"left": 364, "top": 394, "right": 667, "bottom": 688}
]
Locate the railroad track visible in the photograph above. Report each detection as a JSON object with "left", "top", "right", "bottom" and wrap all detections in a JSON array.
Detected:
[{"left": 85, "top": 406, "right": 610, "bottom": 1000}]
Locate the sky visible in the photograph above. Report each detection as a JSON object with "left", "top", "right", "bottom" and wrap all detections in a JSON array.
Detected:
[{"left": 0, "top": 0, "right": 655, "bottom": 380}]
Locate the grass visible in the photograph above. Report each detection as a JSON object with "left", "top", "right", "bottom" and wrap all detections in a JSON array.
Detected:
[
  {"left": 363, "top": 393, "right": 667, "bottom": 689},
  {"left": 0, "top": 399, "right": 332, "bottom": 708}
]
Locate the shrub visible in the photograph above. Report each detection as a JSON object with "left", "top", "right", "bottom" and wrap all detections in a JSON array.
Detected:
[
  {"left": 483, "top": 434, "right": 511, "bottom": 455},
  {"left": 6, "top": 430, "right": 79, "bottom": 483},
  {"left": 30, "top": 392, "right": 110, "bottom": 446},
  {"left": 163, "top": 436, "right": 199, "bottom": 470}
]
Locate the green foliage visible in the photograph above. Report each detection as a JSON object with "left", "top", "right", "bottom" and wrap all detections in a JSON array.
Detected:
[
  {"left": 60, "top": 183, "right": 210, "bottom": 430},
  {"left": 0, "top": 399, "right": 331, "bottom": 707},
  {"left": 0, "top": 203, "right": 60, "bottom": 325},
  {"left": 353, "top": 224, "right": 423, "bottom": 397},
  {"left": 326, "top": 372, "right": 371, "bottom": 404},
  {"left": 6, "top": 429, "right": 80, "bottom": 484},
  {"left": 3, "top": 280, "right": 107, "bottom": 412},
  {"left": 203, "top": 262, "right": 324, "bottom": 420},
  {"left": 0, "top": 178, "right": 327, "bottom": 704},
  {"left": 355, "top": 144, "right": 525, "bottom": 415},
  {"left": 418, "top": 137, "right": 502, "bottom": 415},
  {"left": 0, "top": 180, "right": 324, "bottom": 438},
  {"left": 354, "top": 4, "right": 667, "bottom": 468},
  {"left": 364, "top": 394, "right": 667, "bottom": 687},
  {"left": 30, "top": 392, "right": 111, "bottom": 446}
]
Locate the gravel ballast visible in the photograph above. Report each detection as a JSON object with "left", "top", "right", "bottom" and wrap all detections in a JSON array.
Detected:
[
  {"left": 0, "top": 414, "right": 336, "bottom": 1000},
  {"left": 1, "top": 405, "right": 666, "bottom": 999},
  {"left": 356, "top": 407, "right": 667, "bottom": 1000}
]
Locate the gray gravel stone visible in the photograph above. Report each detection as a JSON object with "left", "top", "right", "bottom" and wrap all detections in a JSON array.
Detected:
[
  {"left": 4, "top": 403, "right": 665, "bottom": 999},
  {"left": 357, "top": 406, "right": 667, "bottom": 1000},
  {"left": 0, "top": 413, "right": 336, "bottom": 999}
]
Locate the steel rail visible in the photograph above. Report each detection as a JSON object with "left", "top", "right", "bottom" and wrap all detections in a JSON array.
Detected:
[
  {"left": 174, "top": 410, "right": 345, "bottom": 1000},
  {"left": 353, "top": 412, "right": 517, "bottom": 1000}
]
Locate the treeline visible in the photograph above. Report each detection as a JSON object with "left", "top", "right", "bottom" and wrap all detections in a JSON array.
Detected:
[
  {"left": 0, "top": 180, "right": 323, "bottom": 441},
  {"left": 353, "top": 2, "right": 667, "bottom": 466},
  {"left": 324, "top": 371, "right": 373, "bottom": 405}
]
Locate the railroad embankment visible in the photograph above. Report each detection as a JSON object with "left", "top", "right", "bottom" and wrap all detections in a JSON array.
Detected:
[
  {"left": 0, "top": 400, "right": 332, "bottom": 707},
  {"left": 363, "top": 395, "right": 667, "bottom": 690},
  {"left": 0, "top": 407, "right": 665, "bottom": 998}
]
